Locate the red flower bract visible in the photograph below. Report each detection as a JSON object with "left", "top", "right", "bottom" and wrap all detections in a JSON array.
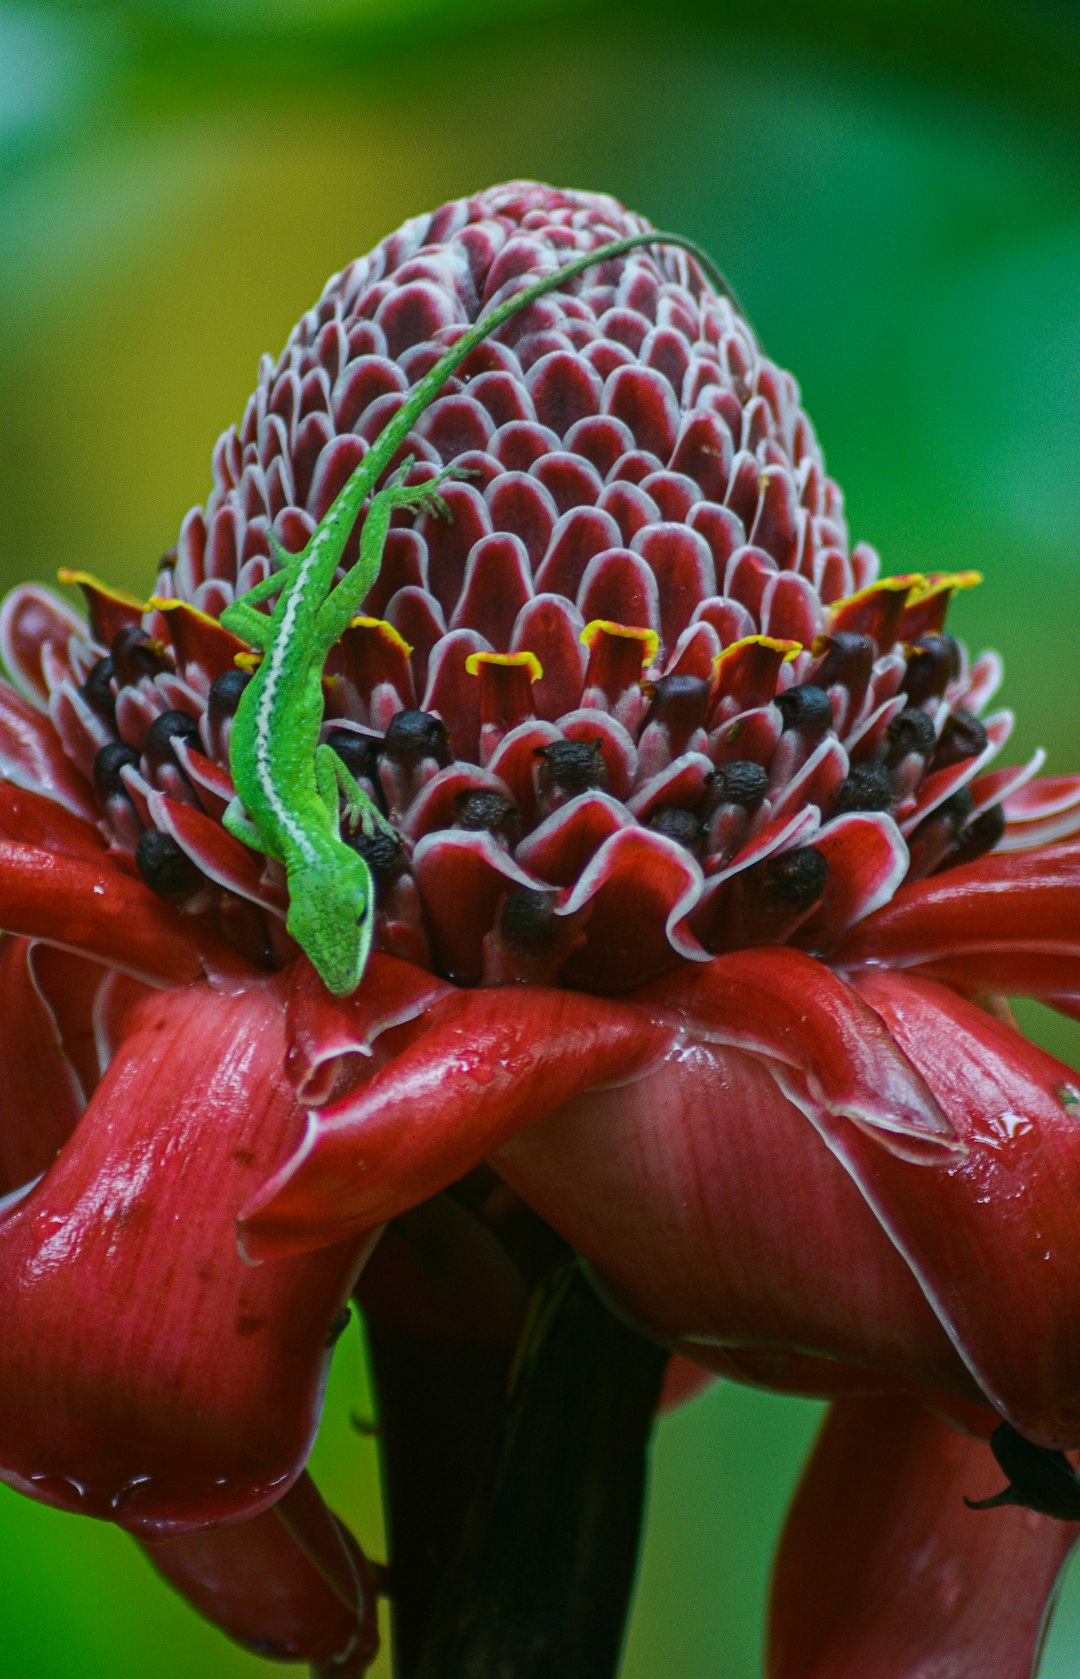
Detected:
[{"left": 2, "top": 180, "right": 1080, "bottom": 1672}]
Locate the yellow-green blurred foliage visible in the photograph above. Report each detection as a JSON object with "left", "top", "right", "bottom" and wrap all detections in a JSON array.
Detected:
[{"left": 0, "top": 2, "right": 1078, "bottom": 1674}]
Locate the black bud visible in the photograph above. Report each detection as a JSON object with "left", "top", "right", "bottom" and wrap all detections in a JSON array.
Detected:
[
  {"left": 932, "top": 707, "right": 988, "bottom": 771},
  {"left": 93, "top": 740, "right": 139, "bottom": 801},
  {"left": 901, "top": 634, "right": 961, "bottom": 706},
  {"left": 885, "top": 705, "right": 937, "bottom": 765},
  {"left": 642, "top": 673, "right": 710, "bottom": 732},
  {"left": 499, "top": 887, "right": 561, "bottom": 950},
  {"left": 207, "top": 667, "right": 251, "bottom": 724},
  {"left": 110, "top": 625, "right": 172, "bottom": 686},
  {"left": 533, "top": 737, "right": 609, "bottom": 795},
  {"left": 944, "top": 803, "right": 1006, "bottom": 870},
  {"left": 135, "top": 829, "right": 203, "bottom": 902},
  {"left": 811, "top": 632, "right": 873, "bottom": 693},
  {"left": 324, "top": 728, "right": 381, "bottom": 782},
  {"left": 933, "top": 786, "right": 975, "bottom": 836},
  {"left": 453, "top": 789, "right": 520, "bottom": 841},
  {"left": 704, "top": 760, "right": 769, "bottom": 811},
  {"left": 646, "top": 805, "right": 703, "bottom": 852},
  {"left": 80, "top": 657, "right": 116, "bottom": 726},
  {"left": 831, "top": 763, "right": 894, "bottom": 816},
  {"left": 775, "top": 684, "right": 833, "bottom": 735},
  {"left": 763, "top": 845, "right": 829, "bottom": 907},
  {"left": 353, "top": 824, "right": 406, "bottom": 886},
  {"left": 384, "top": 709, "right": 452, "bottom": 766},
  {"left": 145, "top": 709, "right": 201, "bottom": 760},
  {"left": 965, "top": 1423, "right": 1080, "bottom": 1521}
]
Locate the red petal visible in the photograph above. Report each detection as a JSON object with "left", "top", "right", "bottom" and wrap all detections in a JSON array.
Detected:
[
  {"left": 0, "top": 937, "right": 85, "bottom": 1192},
  {"left": 559, "top": 826, "right": 708, "bottom": 990},
  {"left": 494, "top": 1009, "right": 971, "bottom": 1402},
  {"left": 849, "top": 971, "right": 1080, "bottom": 1447},
  {"left": 142, "top": 1472, "right": 380, "bottom": 1668},
  {"left": 639, "top": 948, "right": 956, "bottom": 1157},
  {"left": 0, "top": 840, "right": 255, "bottom": 986},
  {"left": 834, "top": 839, "right": 1080, "bottom": 998},
  {"left": 0, "top": 679, "right": 96, "bottom": 819},
  {"left": 284, "top": 953, "right": 451, "bottom": 1106},
  {"left": 1000, "top": 772, "right": 1080, "bottom": 849},
  {"left": 768, "top": 1396, "right": 1077, "bottom": 1679},
  {"left": 0, "top": 584, "right": 87, "bottom": 708},
  {"left": 240, "top": 986, "right": 674, "bottom": 1260},
  {"left": 0, "top": 978, "right": 369, "bottom": 1532},
  {"left": 793, "top": 812, "right": 909, "bottom": 946}
]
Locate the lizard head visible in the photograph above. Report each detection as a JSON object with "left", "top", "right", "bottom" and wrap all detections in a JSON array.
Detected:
[{"left": 285, "top": 849, "right": 375, "bottom": 997}]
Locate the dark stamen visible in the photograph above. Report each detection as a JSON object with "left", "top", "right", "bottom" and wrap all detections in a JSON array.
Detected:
[
  {"left": 110, "top": 625, "right": 172, "bottom": 686},
  {"left": 384, "top": 708, "right": 452, "bottom": 766},
  {"left": 942, "top": 804, "right": 1006, "bottom": 870},
  {"left": 80, "top": 657, "right": 116, "bottom": 726},
  {"left": 932, "top": 708, "right": 988, "bottom": 771},
  {"left": 453, "top": 790, "right": 520, "bottom": 841},
  {"left": 885, "top": 705, "right": 937, "bottom": 765},
  {"left": 325, "top": 728, "right": 381, "bottom": 783},
  {"left": 353, "top": 824, "right": 406, "bottom": 886},
  {"left": 145, "top": 709, "right": 201, "bottom": 760},
  {"left": 646, "top": 805, "right": 703, "bottom": 853},
  {"left": 533, "top": 737, "right": 609, "bottom": 796},
  {"left": 499, "top": 887, "right": 562, "bottom": 950},
  {"left": 775, "top": 684, "right": 833, "bottom": 736},
  {"left": 93, "top": 741, "right": 139, "bottom": 801},
  {"left": 901, "top": 633, "right": 961, "bottom": 706},
  {"left": 135, "top": 829, "right": 204, "bottom": 902},
  {"left": 811, "top": 632, "right": 873, "bottom": 693},
  {"left": 702, "top": 760, "right": 769, "bottom": 811},
  {"left": 642, "top": 673, "right": 710, "bottom": 733},
  {"left": 831, "top": 763, "right": 894, "bottom": 816},
  {"left": 763, "top": 845, "right": 829, "bottom": 907},
  {"left": 207, "top": 667, "right": 252, "bottom": 724}
]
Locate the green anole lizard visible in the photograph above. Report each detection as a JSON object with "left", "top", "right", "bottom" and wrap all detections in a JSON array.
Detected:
[{"left": 218, "top": 229, "right": 739, "bottom": 994}]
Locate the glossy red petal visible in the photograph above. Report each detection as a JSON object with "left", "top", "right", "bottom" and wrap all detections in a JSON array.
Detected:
[
  {"left": 142, "top": 1473, "right": 380, "bottom": 1669},
  {"left": 0, "top": 840, "right": 255, "bottom": 986},
  {"left": 0, "top": 978, "right": 369, "bottom": 1533},
  {"left": 559, "top": 826, "right": 708, "bottom": 990},
  {"left": 240, "top": 987, "right": 675, "bottom": 1261},
  {"left": 0, "top": 679, "right": 96, "bottom": 819},
  {"left": 639, "top": 947, "right": 957, "bottom": 1157},
  {"left": 494, "top": 1017, "right": 972, "bottom": 1403},
  {"left": 768, "top": 1396, "right": 1077, "bottom": 1679},
  {"left": 848, "top": 972, "right": 1080, "bottom": 1447},
  {"left": 794, "top": 811, "right": 909, "bottom": 946},
  {"left": 1000, "top": 773, "right": 1080, "bottom": 849},
  {"left": 0, "top": 584, "right": 88, "bottom": 709},
  {"left": 0, "top": 937, "right": 85, "bottom": 1191},
  {"left": 834, "top": 840, "right": 1080, "bottom": 997},
  {"left": 284, "top": 953, "right": 451, "bottom": 1106}
]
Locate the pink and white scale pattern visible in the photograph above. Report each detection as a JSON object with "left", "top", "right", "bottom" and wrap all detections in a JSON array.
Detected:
[{"left": 3, "top": 181, "right": 1077, "bottom": 995}]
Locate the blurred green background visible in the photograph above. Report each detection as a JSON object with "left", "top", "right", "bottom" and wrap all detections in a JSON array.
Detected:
[{"left": 1, "top": 1, "right": 1078, "bottom": 1673}]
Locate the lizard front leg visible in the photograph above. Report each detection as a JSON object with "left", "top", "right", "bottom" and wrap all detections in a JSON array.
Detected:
[
  {"left": 314, "top": 459, "right": 475, "bottom": 651},
  {"left": 315, "top": 743, "right": 395, "bottom": 841}
]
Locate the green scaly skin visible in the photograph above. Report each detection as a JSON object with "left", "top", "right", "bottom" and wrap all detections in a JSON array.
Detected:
[{"left": 220, "top": 228, "right": 738, "bottom": 995}]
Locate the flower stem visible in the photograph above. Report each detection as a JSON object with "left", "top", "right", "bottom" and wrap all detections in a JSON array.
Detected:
[{"left": 412, "top": 1259, "right": 667, "bottom": 1678}]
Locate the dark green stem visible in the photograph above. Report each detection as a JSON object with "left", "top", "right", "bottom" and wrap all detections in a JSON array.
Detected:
[{"left": 413, "top": 1260, "right": 667, "bottom": 1679}]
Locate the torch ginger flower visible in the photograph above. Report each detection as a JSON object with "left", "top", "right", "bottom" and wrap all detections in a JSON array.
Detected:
[{"left": 1, "top": 180, "right": 1080, "bottom": 1673}]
